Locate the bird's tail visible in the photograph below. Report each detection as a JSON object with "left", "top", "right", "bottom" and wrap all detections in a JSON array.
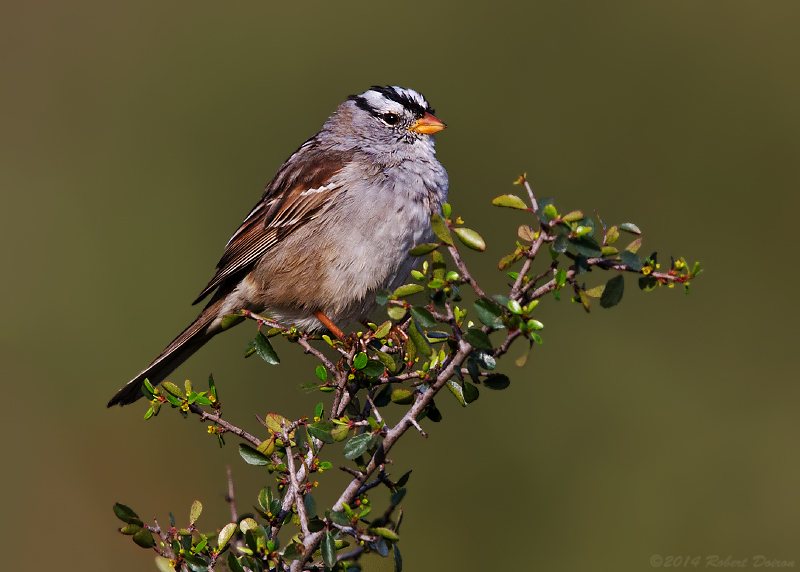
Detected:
[{"left": 107, "top": 298, "right": 233, "bottom": 407}]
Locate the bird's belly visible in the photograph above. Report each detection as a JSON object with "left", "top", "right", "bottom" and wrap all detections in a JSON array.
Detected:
[{"left": 249, "top": 190, "right": 434, "bottom": 331}]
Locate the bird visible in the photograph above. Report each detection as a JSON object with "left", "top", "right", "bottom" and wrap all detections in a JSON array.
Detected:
[{"left": 107, "top": 86, "right": 448, "bottom": 407}]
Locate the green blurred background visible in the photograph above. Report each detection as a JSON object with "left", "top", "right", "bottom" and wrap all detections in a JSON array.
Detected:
[{"left": 2, "top": 1, "right": 799, "bottom": 570}]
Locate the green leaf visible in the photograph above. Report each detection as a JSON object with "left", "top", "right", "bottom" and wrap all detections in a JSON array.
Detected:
[
  {"left": 601, "top": 246, "right": 619, "bottom": 256},
  {"left": 474, "top": 299, "right": 504, "bottom": 328},
  {"left": 384, "top": 491, "right": 404, "bottom": 513},
  {"left": 313, "top": 365, "right": 327, "bottom": 382},
  {"left": 492, "top": 194, "right": 529, "bottom": 210},
  {"left": 561, "top": 210, "right": 584, "bottom": 222},
  {"left": 374, "top": 320, "right": 392, "bottom": 339},
  {"left": 344, "top": 433, "right": 374, "bottom": 460},
  {"left": 254, "top": 332, "right": 280, "bottom": 365},
  {"left": 161, "top": 381, "right": 183, "bottom": 398},
  {"left": 113, "top": 503, "right": 143, "bottom": 526},
  {"left": 387, "top": 305, "right": 407, "bottom": 320},
  {"left": 410, "top": 306, "right": 436, "bottom": 328},
  {"left": 304, "top": 492, "right": 317, "bottom": 519},
  {"left": 189, "top": 500, "right": 202, "bottom": 525},
  {"left": 599, "top": 274, "right": 625, "bottom": 308},
  {"left": 258, "top": 487, "right": 272, "bottom": 512},
  {"left": 430, "top": 213, "right": 453, "bottom": 246},
  {"left": 578, "top": 290, "right": 590, "bottom": 312},
  {"left": 360, "top": 360, "right": 385, "bottom": 378},
  {"left": 282, "top": 542, "right": 305, "bottom": 561},
  {"left": 553, "top": 234, "right": 569, "bottom": 253},
  {"left": 391, "top": 389, "right": 415, "bottom": 405},
  {"left": 498, "top": 250, "right": 523, "bottom": 270},
  {"left": 472, "top": 349, "right": 496, "bottom": 370},
  {"left": 446, "top": 380, "right": 467, "bottom": 407},
  {"left": 371, "top": 527, "right": 400, "bottom": 541},
  {"left": 132, "top": 528, "right": 156, "bottom": 549},
  {"left": 463, "top": 381, "right": 479, "bottom": 403},
  {"left": 625, "top": 237, "right": 643, "bottom": 254},
  {"left": 606, "top": 225, "right": 619, "bottom": 244},
  {"left": 575, "top": 217, "right": 595, "bottom": 237},
  {"left": 321, "top": 531, "right": 337, "bottom": 568},
  {"left": 394, "top": 283, "right": 425, "bottom": 297},
  {"left": 527, "top": 319, "right": 544, "bottom": 330},
  {"left": 217, "top": 522, "right": 237, "bottom": 549},
  {"left": 119, "top": 523, "right": 142, "bottom": 536},
  {"left": 483, "top": 374, "right": 510, "bottom": 390},
  {"left": 452, "top": 227, "right": 486, "bottom": 251},
  {"left": 620, "top": 251, "right": 642, "bottom": 271},
  {"left": 265, "top": 413, "right": 289, "bottom": 433},
  {"left": 184, "top": 554, "right": 209, "bottom": 572},
  {"left": 354, "top": 352, "right": 368, "bottom": 370},
  {"left": 555, "top": 268, "right": 567, "bottom": 287},
  {"left": 463, "top": 328, "right": 493, "bottom": 350},
  {"left": 307, "top": 423, "right": 335, "bottom": 444},
  {"left": 396, "top": 470, "right": 412, "bottom": 488},
  {"left": 376, "top": 290, "right": 390, "bottom": 305},
  {"left": 544, "top": 204, "right": 558, "bottom": 220},
  {"left": 442, "top": 202, "right": 452, "bottom": 218},
  {"left": 517, "top": 225, "right": 536, "bottom": 242},
  {"left": 409, "top": 243, "right": 439, "bottom": 256},
  {"left": 227, "top": 553, "right": 245, "bottom": 572},
  {"left": 331, "top": 424, "right": 350, "bottom": 442},
  {"left": 570, "top": 236, "right": 603, "bottom": 257},
  {"left": 327, "top": 510, "right": 352, "bottom": 527},
  {"left": 639, "top": 276, "right": 659, "bottom": 291},
  {"left": 408, "top": 320, "right": 432, "bottom": 357},
  {"left": 238, "top": 444, "right": 270, "bottom": 466},
  {"left": 375, "top": 350, "right": 397, "bottom": 373},
  {"left": 584, "top": 284, "right": 605, "bottom": 298},
  {"left": 620, "top": 222, "right": 641, "bottom": 235},
  {"left": 142, "top": 378, "right": 156, "bottom": 400},
  {"left": 220, "top": 312, "right": 244, "bottom": 331}
]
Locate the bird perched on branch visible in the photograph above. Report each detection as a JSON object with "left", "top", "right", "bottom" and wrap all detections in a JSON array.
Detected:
[{"left": 108, "top": 86, "right": 448, "bottom": 407}]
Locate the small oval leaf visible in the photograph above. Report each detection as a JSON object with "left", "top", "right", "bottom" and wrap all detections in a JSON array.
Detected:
[
  {"left": 452, "top": 227, "right": 486, "bottom": 251},
  {"left": 492, "top": 194, "right": 529, "bottom": 210},
  {"left": 218, "top": 522, "right": 237, "bottom": 549},
  {"left": 409, "top": 243, "right": 440, "bottom": 256}
]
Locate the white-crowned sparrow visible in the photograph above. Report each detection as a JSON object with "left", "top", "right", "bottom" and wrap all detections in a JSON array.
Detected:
[{"left": 108, "top": 86, "right": 448, "bottom": 407}]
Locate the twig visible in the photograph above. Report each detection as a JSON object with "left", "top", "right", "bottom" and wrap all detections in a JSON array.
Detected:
[
  {"left": 519, "top": 175, "right": 538, "bottom": 212},
  {"left": 226, "top": 465, "right": 238, "bottom": 524},
  {"left": 298, "top": 336, "right": 337, "bottom": 374},
  {"left": 447, "top": 245, "right": 486, "bottom": 298},
  {"left": 494, "top": 329, "right": 524, "bottom": 358},
  {"left": 294, "top": 340, "right": 475, "bottom": 568},
  {"left": 284, "top": 442, "right": 310, "bottom": 539},
  {"left": 188, "top": 404, "right": 261, "bottom": 447},
  {"left": 409, "top": 418, "right": 428, "bottom": 438},
  {"left": 336, "top": 546, "right": 366, "bottom": 563}
]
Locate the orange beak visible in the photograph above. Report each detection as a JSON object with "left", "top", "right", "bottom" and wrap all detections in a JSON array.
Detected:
[{"left": 409, "top": 112, "right": 447, "bottom": 135}]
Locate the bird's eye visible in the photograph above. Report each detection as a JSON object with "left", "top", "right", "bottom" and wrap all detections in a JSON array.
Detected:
[{"left": 381, "top": 113, "right": 400, "bottom": 125}]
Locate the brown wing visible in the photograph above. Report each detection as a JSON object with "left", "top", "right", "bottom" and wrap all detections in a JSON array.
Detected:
[{"left": 192, "top": 145, "right": 355, "bottom": 304}]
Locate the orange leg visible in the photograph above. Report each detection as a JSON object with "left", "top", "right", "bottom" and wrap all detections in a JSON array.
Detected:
[{"left": 314, "top": 310, "right": 345, "bottom": 340}]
